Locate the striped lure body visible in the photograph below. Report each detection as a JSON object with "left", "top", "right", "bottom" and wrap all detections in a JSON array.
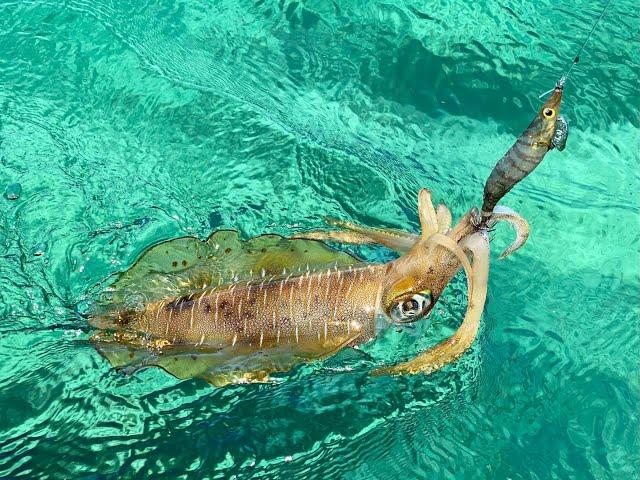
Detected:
[{"left": 482, "top": 82, "right": 565, "bottom": 217}]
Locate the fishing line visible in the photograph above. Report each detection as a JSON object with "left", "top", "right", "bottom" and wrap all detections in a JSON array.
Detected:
[{"left": 538, "top": 0, "right": 613, "bottom": 97}]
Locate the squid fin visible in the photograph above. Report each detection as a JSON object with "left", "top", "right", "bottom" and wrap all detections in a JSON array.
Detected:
[
  {"left": 159, "top": 341, "right": 351, "bottom": 387},
  {"left": 98, "top": 230, "right": 361, "bottom": 313},
  {"left": 97, "top": 342, "right": 330, "bottom": 387},
  {"left": 93, "top": 340, "right": 159, "bottom": 374}
]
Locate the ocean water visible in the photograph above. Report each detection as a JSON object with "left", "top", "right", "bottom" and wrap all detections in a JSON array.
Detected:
[{"left": 0, "top": 0, "right": 638, "bottom": 478}]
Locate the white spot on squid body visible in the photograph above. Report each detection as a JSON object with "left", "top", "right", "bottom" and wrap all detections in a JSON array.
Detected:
[
  {"left": 331, "top": 275, "right": 343, "bottom": 329},
  {"left": 345, "top": 276, "right": 354, "bottom": 297},
  {"left": 214, "top": 293, "right": 219, "bottom": 324},
  {"left": 323, "top": 273, "right": 331, "bottom": 339},
  {"left": 198, "top": 333, "right": 205, "bottom": 346},
  {"left": 232, "top": 334, "right": 237, "bottom": 347},
  {"left": 305, "top": 275, "right": 313, "bottom": 321},
  {"left": 156, "top": 300, "right": 166, "bottom": 322},
  {"left": 288, "top": 285, "right": 294, "bottom": 321},
  {"left": 259, "top": 330, "right": 264, "bottom": 348}
]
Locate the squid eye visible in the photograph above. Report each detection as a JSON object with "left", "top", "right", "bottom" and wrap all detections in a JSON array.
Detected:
[
  {"left": 543, "top": 108, "right": 555, "bottom": 118},
  {"left": 401, "top": 299, "right": 419, "bottom": 314},
  {"left": 391, "top": 292, "right": 433, "bottom": 323}
]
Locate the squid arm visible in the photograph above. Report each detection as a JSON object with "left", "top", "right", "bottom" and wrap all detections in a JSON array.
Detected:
[
  {"left": 418, "top": 189, "right": 439, "bottom": 238},
  {"left": 373, "top": 232, "right": 490, "bottom": 376},
  {"left": 436, "top": 204, "right": 452, "bottom": 234},
  {"left": 294, "top": 218, "right": 419, "bottom": 253},
  {"left": 487, "top": 206, "right": 530, "bottom": 259},
  {"left": 291, "top": 230, "right": 378, "bottom": 246}
]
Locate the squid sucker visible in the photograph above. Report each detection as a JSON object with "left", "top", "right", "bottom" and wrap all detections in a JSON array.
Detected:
[{"left": 90, "top": 80, "right": 567, "bottom": 386}]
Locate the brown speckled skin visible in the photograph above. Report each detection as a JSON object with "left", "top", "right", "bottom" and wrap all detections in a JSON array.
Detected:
[{"left": 137, "top": 265, "right": 385, "bottom": 356}]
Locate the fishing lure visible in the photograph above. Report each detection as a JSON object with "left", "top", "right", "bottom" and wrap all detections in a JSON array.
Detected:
[{"left": 89, "top": 81, "right": 568, "bottom": 386}]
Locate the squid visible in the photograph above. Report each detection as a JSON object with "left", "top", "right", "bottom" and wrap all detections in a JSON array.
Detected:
[{"left": 90, "top": 79, "right": 568, "bottom": 386}]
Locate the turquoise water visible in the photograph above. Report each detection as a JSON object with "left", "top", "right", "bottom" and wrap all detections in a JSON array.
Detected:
[{"left": 1, "top": 0, "right": 638, "bottom": 478}]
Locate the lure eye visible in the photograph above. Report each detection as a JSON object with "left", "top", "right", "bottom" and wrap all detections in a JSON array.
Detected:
[
  {"left": 390, "top": 292, "right": 433, "bottom": 323},
  {"left": 543, "top": 108, "right": 556, "bottom": 118}
]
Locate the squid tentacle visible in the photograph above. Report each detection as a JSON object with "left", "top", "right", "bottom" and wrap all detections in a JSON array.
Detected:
[
  {"left": 291, "top": 230, "right": 377, "bottom": 246},
  {"left": 321, "top": 217, "right": 419, "bottom": 253},
  {"left": 436, "top": 204, "right": 452, "bottom": 234},
  {"left": 418, "top": 189, "right": 439, "bottom": 238},
  {"left": 373, "top": 232, "right": 490, "bottom": 376},
  {"left": 487, "top": 206, "right": 530, "bottom": 259}
]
